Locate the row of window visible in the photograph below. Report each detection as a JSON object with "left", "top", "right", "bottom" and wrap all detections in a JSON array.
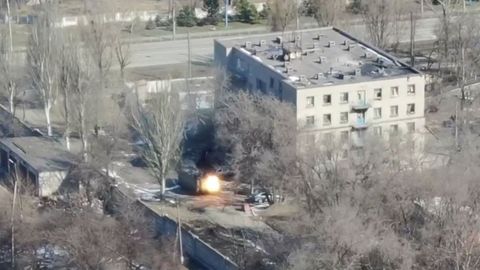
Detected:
[
  {"left": 305, "top": 84, "right": 416, "bottom": 107},
  {"left": 310, "top": 123, "right": 416, "bottom": 142},
  {"left": 373, "top": 122, "right": 416, "bottom": 135},
  {"left": 306, "top": 104, "right": 416, "bottom": 126},
  {"left": 374, "top": 104, "right": 416, "bottom": 118}
]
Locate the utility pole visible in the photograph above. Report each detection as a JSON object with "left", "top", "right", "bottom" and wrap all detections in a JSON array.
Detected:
[
  {"left": 172, "top": 0, "right": 176, "bottom": 40},
  {"left": 225, "top": 0, "right": 228, "bottom": 29},
  {"left": 420, "top": 0, "right": 424, "bottom": 16},
  {"left": 295, "top": 0, "right": 300, "bottom": 30},
  {"left": 187, "top": 31, "right": 192, "bottom": 81},
  {"left": 6, "top": 0, "right": 13, "bottom": 53},
  {"left": 10, "top": 161, "right": 18, "bottom": 269},
  {"left": 409, "top": 12, "right": 416, "bottom": 67},
  {"left": 455, "top": 101, "right": 459, "bottom": 151},
  {"left": 176, "top": 200, "right": 184, "bottom": 265}
]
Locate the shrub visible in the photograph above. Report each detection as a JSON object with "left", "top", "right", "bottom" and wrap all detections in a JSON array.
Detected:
[
  {"left": 145, "top": 18, "right": 156, "bottom": 30},
  {"left": 177, "top": 6, "right": 198, "bottom": 27},
  {"left": 198, "top": 16, "right": 219, "bottom": 26},
  {"left": 236, "top": 0, "right": 259, "bottom": 24}
]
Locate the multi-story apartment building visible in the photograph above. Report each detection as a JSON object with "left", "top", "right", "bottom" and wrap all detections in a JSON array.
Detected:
[{"left": 214, "top": 27, "right": 425, "bottom": 153}]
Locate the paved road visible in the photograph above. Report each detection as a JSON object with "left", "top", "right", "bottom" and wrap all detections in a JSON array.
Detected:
[{"left": 127, "top": 16, "right": 442, "bottom": 68}]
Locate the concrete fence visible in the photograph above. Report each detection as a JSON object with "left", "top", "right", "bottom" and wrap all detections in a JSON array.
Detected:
[{"left": 110, "top": 187, "right": 239, "bottom": 270}]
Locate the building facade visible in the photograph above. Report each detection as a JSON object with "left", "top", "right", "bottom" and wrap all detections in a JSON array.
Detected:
[{"left": 214, "top": 27, "right": 426, "bottom": 154}]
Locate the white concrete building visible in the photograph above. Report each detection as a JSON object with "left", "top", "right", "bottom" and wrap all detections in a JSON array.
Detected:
[{"left": 214, "top": 27, "right": 426, "bottom": 153}]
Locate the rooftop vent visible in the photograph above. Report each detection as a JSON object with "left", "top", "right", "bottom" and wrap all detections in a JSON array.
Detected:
[
  {"left": 313, "top": 42, "right": 319, "bottom": 49},
  {"left": 299, "top": 75, "right": 307, "bottom": 82},
  {"left": 276, "top": 36, "right": 282, "bottom": 44},
  {"left": 319, "top": 56, "right": 327, "bottom": 64},
  {"left": 355, "top": 68, "right": 362, "bottom": 76},
  {"left": 335, "top": 73, "right": 345, "bottom": 80},
  {"left": 316, "top": 34, "right": 324, "bottom": 40},
  {"left": 343, "top": 40, "right": 349, "bottom": 46},
  {"left": 259, "top": 39, "right": 267, "bottom": 47},
  {"left": 363, "top": 51, "right": 371, "bottom": 58},
  {"left": 328, "top": 41, "right": 336, "bottom": 47},
  {"left": 245, "top": 41, "right": 252, "bottom": 49},
  {"left": 286, "top": 66, "right": 293, "bottom": 74}
]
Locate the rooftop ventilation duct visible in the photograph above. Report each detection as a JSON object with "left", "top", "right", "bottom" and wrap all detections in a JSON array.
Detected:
[
  {"left": 245, "top": 41, "right": 252, "bottom": 49},
  {"left": 328, "top": 41, "right": 336, "bottom": 47},
  {"left": 259, "top": 40, "right": 267, "bottom": 47}
]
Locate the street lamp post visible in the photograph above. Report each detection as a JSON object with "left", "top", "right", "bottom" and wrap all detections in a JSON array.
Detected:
[{"left": 225, "top": 0, "right": 228, "bottom": 29}]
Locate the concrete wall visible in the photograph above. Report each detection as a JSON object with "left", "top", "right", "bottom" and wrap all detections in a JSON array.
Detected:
[
  {"left": 38, "top": 171, "right": 68, "bottom": 197},
  {"left": 111, "top": 188, "right": 239, "bottom": 270},
  {"left": 126, "top": 77, "right": 215, "bottom": 110}
]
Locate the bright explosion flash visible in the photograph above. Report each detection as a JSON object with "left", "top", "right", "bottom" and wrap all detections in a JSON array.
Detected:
[{"left": 201, "top": 175, "right": 221, "bottom": 193}]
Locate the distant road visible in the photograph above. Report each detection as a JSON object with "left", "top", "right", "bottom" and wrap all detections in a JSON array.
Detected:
[{"left": 127, "top": 16, "right": 443, "bottom": 69}]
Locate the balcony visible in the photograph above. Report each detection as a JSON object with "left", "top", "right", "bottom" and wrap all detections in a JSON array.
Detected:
[
  {"left": 351, "top": 118, "right": 368, "bottom": 129},
  {"left": 351, "top": 100, "right": 370, "bottom": 111}
]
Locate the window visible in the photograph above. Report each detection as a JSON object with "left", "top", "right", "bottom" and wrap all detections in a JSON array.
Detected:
[
  {"left": 390, "top": 124, "right": 399, "bottom": 134},
  {"left": 407, "top": 103, "right": 415, "bottom": 114},
  {"left": 306, "top": 116, "right": 315, "bottom": 126},
  {"left": 374, "top": 108, "right": 382, "bottom": 119},
  {"left": 407, "top": 84, "right": 416, "bottom": 95},
  {"left": 306, "top": 96, "right": 314, "bottom": 107},
  {"left": 373, "top": 126, "right": 382, "bottom": 136},
  {"left": 374, "top": 88, "right": 382, "bottom": 100},
  {"left": 407, "top": 122, "right": 415, "bottom": 133},
  {"left": 323, "top": 114, "right": 332, "bottom": 126},
  {"left": 390, "top": 105, "right": 398, "bottom": 117},
  {"left": 340, "top": 112, "right": 348, "bottom": 124},
  {"left": 323, "top": 94, "right": 332, "bottom": 105},
  {"left": 270, "top": 77, "right": 274, "bottom": 88},
  {"left": 340, "top": 131, "right": 349, "bottom": 142},
  {"left": 256, "top": 79, "right": 266, "bottom": 93},
  {"left": 340, "top": 92, "right": 349, "bottom": 104},
  {"left": 391, "top": 86, "right": 399, "bottom": 97}
]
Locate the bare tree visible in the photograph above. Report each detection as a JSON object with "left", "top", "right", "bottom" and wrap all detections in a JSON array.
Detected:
[
  {"left": 360, "top": 0, "right": 393, "bottom": 49},
  {"left": 114, "top": 35, "right": 131, "bottom": 80},
  {"left": 307, "top": 0, "right": 346, "bottom": 27},
  {"left": 267, "top": 0, "right": 297, "bottom": 33},
  {"left": 81, "top": 12, "right": 116, "bottom": 128},
  {"left": 27, "top": 4, "right": 60, "bottom": 137},
  {"left": 215, "top": 90, "right": 296, "bottom": 194},
  {"left": 0, "top": 31, "right": 19, "bottom": 116},
  {"left": 64, "top": 40, "right": 97, "bottom": 162},
  {"left": 449, "top": 14, "right": 480, "bottom": 110},
  {"left": 130, "top": 89, "right": 186, "bottom": 197}
]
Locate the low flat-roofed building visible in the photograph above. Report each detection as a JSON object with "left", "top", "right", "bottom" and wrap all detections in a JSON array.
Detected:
[
  {"left": 214, "top": 27, "right": 426, "bottom": 153},
  {"left": 0, "top": 136, "right": 77, "bottom": 197}
]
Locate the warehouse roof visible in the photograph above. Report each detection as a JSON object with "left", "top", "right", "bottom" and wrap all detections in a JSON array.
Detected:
[{"left": 0, "top": 136, "right": 77, "bottom": 172}]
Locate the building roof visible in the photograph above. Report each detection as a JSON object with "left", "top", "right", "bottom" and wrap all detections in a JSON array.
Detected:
[
  {"left": 217, "top": 27, "right": 421, "bottom": 89},
  {"left": 0, "top": 106, "right": 35, "bottom": 138},
  {"left": 0, "top": 136, "right": 77, "bottom": 172}
]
